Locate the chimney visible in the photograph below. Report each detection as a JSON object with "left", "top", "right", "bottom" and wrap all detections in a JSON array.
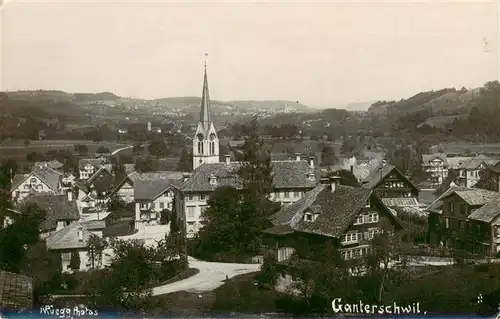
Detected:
[
  {"left": 77, "top": 227, "right": 83, "bottom": 241},
  {"left": 67, "top": 190, "right": 73, "bottom": 201},
  {"left": 307, "top": 171, "right": 315, "bottom": 181},
  {"left": 225, "top": 154, "right": 231, "bottom": 164},
  {"left": 309, "top": 156, "right": 314, "bottom": 169},
  {"left": 330, "top": 176, "right": 341, "bottom": 192},
  {"left": 295, "top": 153, "right": 301, "bottom": 161}
]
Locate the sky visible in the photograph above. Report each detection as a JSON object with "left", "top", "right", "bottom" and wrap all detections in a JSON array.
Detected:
[{"left": 0, "top": 0, "right": 499, "bottom": 107}]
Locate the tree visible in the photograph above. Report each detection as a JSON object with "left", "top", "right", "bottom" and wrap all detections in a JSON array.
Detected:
[
  {"left": 0, "top": 161, "right": 14, "bottom": 227},
  {"left": 87, "top": 234, "right": 108, "bottom": 271},
  {"left": 148, "top": 137, "right": 168, "bottom": 158},
  {"left": 74, "top": 144, "right": 88, "bottom": 155},
  {"left": 0, "top": 203, "right": 46, "bottom": 273},
  {"left": 69, "top": 251, "right": 81, "bottom": 270},
  {"left": 159, "top": 209, "right": 170, "bottom": 225},
  {"left": 258, "top": 252, "right": 279, "bottom": 288},
  {"left": 96, "top": 146, "right": 110, "bottom": 154},
  {"left": 135, "top": 156, "right": 155, "bottom": 173},
  {"left": 195, "top": 186, "right": 244, "bottom": 260},
  {"left": 235, "top": 117, "right": 276, "bottom": 253},
  {"left": 132, "top": 143, "right": 143, "bottom": 155},
  {"left": 176, "top": 148, "right": 193, "bottom": 172},
  {"left": 107, "top": 195, "right": 126, "bottom": 214},
  {"left": 89, "top": 239, "right": 156, "bottom": 312},
  {"left": 111, "top": 156, "right": 126, "bottom": 176},
  {"left": 435, "top": 169, "right": 459, "bottom": 197},
  {"left": 320, "top": 145, "right": 338, "bottom": 167},
  {"left": 475, "top": 168, "right": 499, "bottom": 192},
  {"left": 170, "top": 194, "right": 180, "bottom": 234}
]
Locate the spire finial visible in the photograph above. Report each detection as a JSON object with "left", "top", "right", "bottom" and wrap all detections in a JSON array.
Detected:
[{"left": 204, "top": 53, "right": 208, "bottom": 68}]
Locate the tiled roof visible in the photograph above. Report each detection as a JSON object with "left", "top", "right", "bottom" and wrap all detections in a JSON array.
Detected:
[
  {"left": 34, "top": 160, "right": 64, "bottom": 170},
  {"left": 22, "top": 195, "right": 80, "bottom": 231},
  {"left": 131, "top": 171, "right": 184, "bottom": 200},
  {"left": 468, "top": 197, "right": 500, "bottom": 223},
  {"left": 446, "top": 157, "right": 473, "bottom": 170},
  {"left": 180, "top": 160, "right": 319, "bottom": 192},
  {"left": 458, "top": 155, "right": 500, "bottom": 170},
  {"left": 426, "top": 186, "right": 470, "bottom": 213},
  {"left": 270, "top": 184, "right": 326, "bottom": 226},
  {"left": 32, "top": 166, "right": 61, "bottom": 191},
  {"left": 10, "top": 174, "right": 29, "bottom": 192},
  {"left": 74, "top": 180, "right": 90, "bottom": 193},
  {"left": 422, "top": 153, "right": 448, "bottom": 166},
  {"left": 46, "top": 222, "right": 91, "bottom": 250},
  {"left": 262, "top": 224, "right": 295, "bottom": 235},
  {"left": 454, "top": 189, "right": 500, "bottom": 206},
  {"left": 267, "top": 184, "right": 397, "bottom": 238},
  {"left": 381, "top": 197, "right": 420, "bottom": 208},
  {"left": 294, "top": 186, "right": 374, "bottom": 237},
  {"left": 102, "top": 220, "right": 135, "bottom": 237},
  {"left": 0, "top": 270, "right": 33, "bottom": 310}
]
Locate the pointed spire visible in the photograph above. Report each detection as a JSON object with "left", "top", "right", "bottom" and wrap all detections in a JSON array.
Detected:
[{"left": 200, "top": 55, "right": 211, "bottom": 131}]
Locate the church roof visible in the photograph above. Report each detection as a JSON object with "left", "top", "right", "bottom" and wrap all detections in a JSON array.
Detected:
[{"left": 199, "top": 65, "right": 212, "bottom": 132}]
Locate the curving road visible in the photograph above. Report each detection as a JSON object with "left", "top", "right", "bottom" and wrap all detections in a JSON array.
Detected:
[{"left": 152, "top": 256, "right": 261, "bottom": 296}]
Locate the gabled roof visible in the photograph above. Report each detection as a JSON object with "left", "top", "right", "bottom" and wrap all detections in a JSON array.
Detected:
[
  {"left": 267, "top": 183, "right": 400, "bottom": 238},
  {"left": 458, "top": 155, "right": 500, "bottom": 170},
  {"left": 426, "top": 186, "right": 469, "bottom": 214},
  {"left": 11, "top": 166, "right": 61, "bottom": 193},
  {"left": 468, "top": 197, "right": 500, "bottom": 223},
  {"left": 422, "top": 153, "right": 448, "bottom": 166},
  {"left": 34, "top": 160, "right": 64, "bottom": 170},
  {"left": 46, "top": 222, "right": 90, "bottom": 250},
  {"left": 131, "top": 171, "right": 184, "bottom": 200},
  {"left": 0, "top": 270, "right": 33, "bottom": 310},
  {"left": 180, "top": 160, "right": 319, "bottom": 192},
  {"left": 361, "top": 164, "right": 418, "bottom": 192},
  {"left": 22, "top": 194, "right": 80, "bottom": 231},
  {"left": 80, "top": 219, "right": 106, "bottom": 230},
  {"left": 454, "top": 189, "right": 500, "bottom": 206}
]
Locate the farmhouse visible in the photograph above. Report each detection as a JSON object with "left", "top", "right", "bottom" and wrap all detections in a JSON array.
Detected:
[
  {"left": 427, "top": 186, "right": 500, "bottom": 256},
  {"left": 262, "top": 176, "right": 402, "bottom": 292},
  {"left": 10, "top": 165, "right": 63, "bottom": 202}
]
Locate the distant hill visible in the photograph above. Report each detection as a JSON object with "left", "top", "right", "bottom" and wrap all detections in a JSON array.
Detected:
[
  {"left": 5, "top": 90, "right": 120, "bottom": 103},
  {"left": 367, "top": 86, "right": 483, "bottom": 115},
  {"left": 343, "top": 101, "right": 377, "bottom": 111}
]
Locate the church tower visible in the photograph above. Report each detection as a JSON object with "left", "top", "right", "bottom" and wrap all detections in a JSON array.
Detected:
[{"left": 192, "top": 63, "right": 219, "bottom": 170}]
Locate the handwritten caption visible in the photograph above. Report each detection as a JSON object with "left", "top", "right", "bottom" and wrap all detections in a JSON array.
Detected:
[
  {"left": 332, "top": 298, "right": 427, "bottom": 315},
  {"left": 40, "top": 305, "right": 98, "bottom": 318}
]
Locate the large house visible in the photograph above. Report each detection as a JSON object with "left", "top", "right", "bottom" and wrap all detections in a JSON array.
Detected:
[
  {"left": 361, "top": 163, "right": 420, "bottom": 209},
  {"left": 132, "top": 171, "right": 184, "bottom": 228},
  {"left": 10, "top": 165, "right": 63, "bottom": 202},
  {"left": 427, "top": 186, "right": 500, "bottom": 256},
  {"left": 262, "top": 177, "right": 403, "bottom": 292},
  {"left": 422, "top": 153, "right": 449, "bottom": 188},
  {"left": 457, "top": 154, "right": 500, "bottom": 188},
  {"left": 175, "top": 66, "right": 320, "bottom": 238},
  {"left": 21, "top": 193, "right": 80, "bottom": 238}
]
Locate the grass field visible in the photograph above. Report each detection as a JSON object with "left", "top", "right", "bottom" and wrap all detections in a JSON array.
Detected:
[{"left": 430, "top": 142, "right": 500, "bottom": 155}]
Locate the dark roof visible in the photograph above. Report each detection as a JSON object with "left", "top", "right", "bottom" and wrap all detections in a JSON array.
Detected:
[
  {"left": 22, "top": 195, "right": 80, "bottom": 231},
  {"left": 454, "top": 189, "right": 500, "bottom": 206},
  {"left": 468, "top": 197, "right": 500, "bottom": 223},
  {"left": 267, "top": 184, "right": 399, "bottom": 238},
  {"left": 104, "top": 204, "right": 135, "bottom": 224},
  {"left": 362, "top": 164, "right": 419, "bottom": 192},
  {"left": 422, "top": 153, "right": 448, "bottom": 166},
  {"left": 0, "top": 270, "right": 33, "bottom": 310},
  {"left": 458, "top": 155, "right": 500, "bottom": 170},
  {"left": 102, "top": 220, "right": 135, "bottom": 237},
  {"left": 79, "top": 158, "right": 106, "bottom": 170},
  {"left": 262, "top": 224, "right": 295, "bottom": 235},
  {"left": 180, "top": 160, "right": 319, "bottom": 192},
  {"left": 80, "top": 219, "right": 106, "bottom": 230},
  {"left": 130, "top": 171, "right": 184, "bottom": 200}
]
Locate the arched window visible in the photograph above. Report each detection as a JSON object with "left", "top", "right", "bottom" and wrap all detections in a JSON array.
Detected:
[
  {"left": 198, "top": 141, "right": 204, "bottom": 154},
  {"left": 210, "top": 142, "right": 215, "bottom": 155}
]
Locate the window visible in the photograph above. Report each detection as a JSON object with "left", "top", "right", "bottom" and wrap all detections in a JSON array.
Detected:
[
  {"left": 140, "top": 203, "right": 148, "bottom": 209},
  {"left": 354, "top": 215, "right": 364, "bottom": 225},
  {"left": 448, "top": 202, "right": 453, "bottom": 213},
  {"left": 188, "top": 195, "right": 193, "bottom": 201},
  {"left": 197, "top": 142, "right": 203, "bottom": 154},
  {"left": 284, "top": 191, "right": 289, "bottom": 198},
  {"left": 30, "top": 178, "right": 36, "bottom": 183},
  {"left": 160, "top": 202, "right": 164, "bottom": 209},
  {"left": 187, "top": 206, "right": 195, "bottom": 218},
  {"left": 167, "top": 202, "right": 172, "bottom": 209},
  {"left": 341, "top": 251, "right": 346, "bottom": 259},
  {"left": 364, "top": 200, "right": 370, "bottom": 208},
  {"left": 24, "top": 185, "right": 29, "bottom": 190},
  {"left": 276, "top": 192, "right": 281, "bottom": 198},
  {"left": 304, "top": 213, "right": 313, "bottom": 222},
  {"left": 294, "top": 191, "right": 300, "bottom": 198},
  {"left": 496, "top": 226, "right": 500, "bottom": 238},
  {"left": 341, "top": 233, "right": 358, "bottom": 244},
  {"left": 365, "top": 213, "right": 378, "bottom": 223}
]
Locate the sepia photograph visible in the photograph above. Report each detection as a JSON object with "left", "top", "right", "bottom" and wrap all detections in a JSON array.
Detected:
[{"left": 0, "top": 0, "right": 499, "bottom": 317}]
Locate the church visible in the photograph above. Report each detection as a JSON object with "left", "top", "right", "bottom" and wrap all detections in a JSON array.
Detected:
[{"left": 174, "top": 64, "right": 320, "bottom": 238}]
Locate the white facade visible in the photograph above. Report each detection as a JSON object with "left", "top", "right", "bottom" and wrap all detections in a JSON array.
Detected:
[
  {"left": 11, "top": 173, "right": 60, "bottom": 202},
  {"left": 134, "top": 188, "right": 175, "bottom": 228},
  {"left": 192, "top": 122, "right": 219, "bottom": 170},
  {"left": 424, "top": 158, "right": 449, "bottom": 188},
  {"left": 115, "top": 180, "right": 134, "bottom": 203},
  {"left": 459, "top": 162, "right": 486, "bottom": 188},
  {"left": 79, "top": 164, "right": 98, "bottom": 180}
]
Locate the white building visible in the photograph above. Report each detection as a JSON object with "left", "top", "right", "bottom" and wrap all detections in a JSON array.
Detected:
[
  {"left": 457, "top": 154, "right": 500, "bottom": 188},
  {"left": 10, "top": 166, "right": 63, "bottom": 202},
  {"left": 422, "top": 153, "right": 449, "bottom": 188}
]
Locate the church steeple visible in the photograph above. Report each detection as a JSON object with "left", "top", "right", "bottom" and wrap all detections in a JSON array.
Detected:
[
  {"left": 199, "top": 62, "right": 211, "bottom": 132},
  {"left": 192, "top": 57, "right": 219, "bottom": 171}
]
